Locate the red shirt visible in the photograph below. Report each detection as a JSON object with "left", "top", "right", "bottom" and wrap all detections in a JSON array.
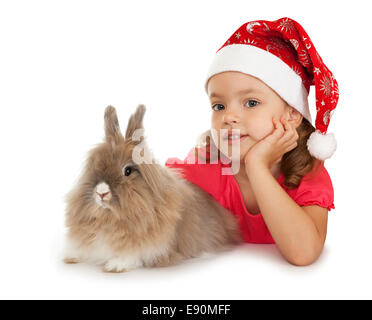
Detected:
[{"left": 165, "top": 148, "right": 335, "bottom": 244}]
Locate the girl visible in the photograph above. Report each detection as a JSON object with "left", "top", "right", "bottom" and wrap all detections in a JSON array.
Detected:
[{"left": 165, "top": 17, "right": 339, "bottom": 266}]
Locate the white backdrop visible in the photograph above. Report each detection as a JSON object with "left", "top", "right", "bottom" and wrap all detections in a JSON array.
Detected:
[{"left": 0, "top": 0, "right": 370, "bottom": 299}]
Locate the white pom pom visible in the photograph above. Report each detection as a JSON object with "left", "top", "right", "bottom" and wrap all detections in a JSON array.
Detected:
[{"left": 307, "top": 130, "right": 337, "bottom": 160}]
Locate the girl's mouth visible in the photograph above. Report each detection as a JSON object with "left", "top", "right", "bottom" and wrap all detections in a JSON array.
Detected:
[{"left": 225, "top": 134, "right": 249, "bottom": 145}]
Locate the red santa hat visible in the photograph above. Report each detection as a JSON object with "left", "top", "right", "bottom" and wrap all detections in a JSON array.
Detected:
[{"left": 205, "top": 17, "right": 339, "bottom": 161}]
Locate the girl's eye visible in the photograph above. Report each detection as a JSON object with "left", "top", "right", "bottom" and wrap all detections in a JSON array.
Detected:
[
  {"left": 245, "top": 100, "right": 259, "bottom": 108},
  {"left": 212, "top": 104, "right": 224, "bottom": 111}
]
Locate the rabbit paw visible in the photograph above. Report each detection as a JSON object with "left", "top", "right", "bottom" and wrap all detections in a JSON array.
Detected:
[
  {"left": 102, "top": 265, "right": 128, "bottom": 273},
  {"left": 63, "top": 257, "right": 80, "bottom": 264},
  {"left": 102, "top": 257, "right": 140, "bottom": 273}
]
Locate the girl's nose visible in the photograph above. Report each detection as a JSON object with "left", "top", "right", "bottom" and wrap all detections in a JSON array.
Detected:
[{"left": 223, "top": 111, "right": 241, "bottom": 124}]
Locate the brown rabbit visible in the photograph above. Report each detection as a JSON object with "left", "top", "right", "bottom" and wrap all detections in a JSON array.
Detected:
[{"left": 63, "top": 105, "right": 243, "bottom": 273}]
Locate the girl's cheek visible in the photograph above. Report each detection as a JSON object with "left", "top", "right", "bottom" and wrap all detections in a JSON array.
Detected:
[
  {"left": 211, "top": 116, "right": 219, "bottom": 130},
  {"left": 247, "top": 120, "right": 273, "bottom": 140},
  {"left": 211, "top": 118, "right": 222, "bottom": 137}
]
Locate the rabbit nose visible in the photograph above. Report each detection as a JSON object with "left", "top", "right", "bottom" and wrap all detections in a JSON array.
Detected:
[
  {"left": 96, "top": 181, "right": 111, "bottom": 199},
  {"left": 97, "top": 192, "right": 109, "bottom": 200}
]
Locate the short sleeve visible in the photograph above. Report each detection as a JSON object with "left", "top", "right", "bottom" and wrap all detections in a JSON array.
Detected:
[{"left": 292, "top": 165, "right": 335, "bottom": 211}]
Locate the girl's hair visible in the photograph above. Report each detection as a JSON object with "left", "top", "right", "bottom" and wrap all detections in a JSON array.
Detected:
[
  {"left": 280, "top": 117, "right": 324, "bottom": 189},
  {"left": 194, "top": 117, "right": 324, "bottom": 190}
]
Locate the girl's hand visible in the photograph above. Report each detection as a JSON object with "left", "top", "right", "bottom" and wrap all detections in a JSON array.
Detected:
[{"left": 244, "top": 116, "right": 299, "bottom": 174}]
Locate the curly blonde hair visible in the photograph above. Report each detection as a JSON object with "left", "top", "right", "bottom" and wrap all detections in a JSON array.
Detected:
[{"left": 193, "top": 117, "right": 324, "bottom": 190}]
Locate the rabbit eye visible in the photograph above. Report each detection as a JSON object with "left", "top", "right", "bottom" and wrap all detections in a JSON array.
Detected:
[{"left": 123, "top": 166, "right": 133, "bottom": 176}]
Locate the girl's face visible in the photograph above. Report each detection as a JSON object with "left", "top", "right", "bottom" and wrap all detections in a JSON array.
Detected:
[{"left": 207, "top": 71, "right": 299, "bottom": 163}]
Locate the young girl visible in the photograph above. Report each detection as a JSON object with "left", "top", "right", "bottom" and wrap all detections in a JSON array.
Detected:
[{"left": 165, "top": 17, "right": 339, "bottom": 266}]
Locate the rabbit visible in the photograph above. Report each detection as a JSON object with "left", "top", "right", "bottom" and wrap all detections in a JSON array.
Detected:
[{"left": 63, "top": 104, "right": 243, "bottom": 273}]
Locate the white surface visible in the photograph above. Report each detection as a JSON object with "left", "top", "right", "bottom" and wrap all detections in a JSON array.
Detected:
[{"left": 0, "top": 0, "right": 370, "bottom": 299}]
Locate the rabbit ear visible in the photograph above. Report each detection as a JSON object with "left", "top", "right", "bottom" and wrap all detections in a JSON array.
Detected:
[
  {"left": 104, "top": 105, "right": 123, "bottom": 143},
  {"left": 125, "top": 104, "right": 146, "bottom": 140}
]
